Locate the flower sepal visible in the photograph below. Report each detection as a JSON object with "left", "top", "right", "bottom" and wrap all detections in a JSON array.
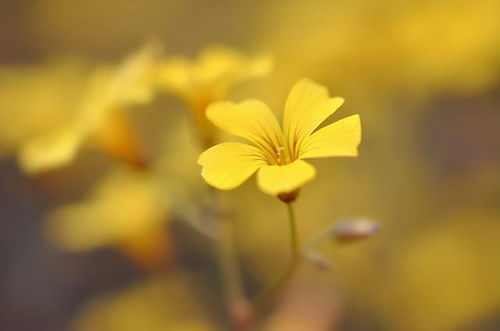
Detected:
[{"left": 277, "top": 189, "right": 300, "bottom": 204}]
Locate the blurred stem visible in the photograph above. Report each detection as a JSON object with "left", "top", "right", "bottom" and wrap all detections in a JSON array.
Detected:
[
  {"left": 217, "top": 218, "right": 245, "bottom": 303},
  {"left": 288, "top": 203, "right": 299, "bottom": 260},
  {"left": 254, "top": 202, "right": 300, "bottom": 310},
  {"left": 303, "top": 224, "right": 334, "bottom": 252},
  {"left": 188, "top": 94, "right": 216, "bottom": 148},
  {"left": 209, "top": 189, "right": 249, "bottom": 327}
]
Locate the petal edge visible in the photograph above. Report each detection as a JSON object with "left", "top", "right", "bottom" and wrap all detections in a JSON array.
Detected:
[
  {"left": 283, "top": 79, "right": 344, "bottom": 156},
  {"left": 198, "top": 142, "right": 267, "bottom": 190},
  {"left": 299, "top": 114, "right": 362, "bottom": 159},
  {"left": 257, "top": 159, "right": 316, "bottom": 196}
]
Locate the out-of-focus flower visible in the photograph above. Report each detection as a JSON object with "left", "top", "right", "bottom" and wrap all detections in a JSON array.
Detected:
[
  {"left": 0, "top": 60, "right": 89, "bottom": 158},
  {"left": 46, "top": 168, "right": 170, "bottom": 268},
  {"left": 261, "top": 0, "right": 500, "bottom": 102},
  {"left": 198, "top": 79, "right": 361, "bottom": 198},
  {"left": 71, "top": 274, "right": 217, "bottom": 331},
  {"left": 379, "top": 212, "right": 500, "bottom": 331},
  {"left": 157, "top": 46, "right": 273, "bottom": 146},
  {"left": 0, "top": 43, "right": 161, "bottom": 174}
]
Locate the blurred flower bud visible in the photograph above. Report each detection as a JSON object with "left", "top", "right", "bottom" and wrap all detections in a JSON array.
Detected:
[
  {"left": 332, "top": 219, "right": 379, "bottom": 242},
  {"left": 305, "top": 251, "right": 333, "bottom": 271}
]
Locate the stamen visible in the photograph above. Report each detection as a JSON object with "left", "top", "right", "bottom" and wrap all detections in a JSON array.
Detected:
[{"left": 276, "top": 146, "right": 285, "bottom": 164}]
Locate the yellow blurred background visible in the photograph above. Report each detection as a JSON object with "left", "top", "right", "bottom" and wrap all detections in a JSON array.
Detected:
[{"left": 0, "top": 0, "right": 499, "bottom": 330}]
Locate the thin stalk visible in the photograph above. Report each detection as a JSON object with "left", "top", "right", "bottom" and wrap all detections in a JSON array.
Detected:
[
  {"left": 303, "top": 225, "right": 334, "bottom": 252},
  {"left": 209, "top": 189, "right": 250, "bottom": 329},
  {"left": 287, "top": 203, "right": 299, "bottom": 261},
  {"left": 254, "top": 202, "right": 300, "bottom": 310},
  {"left": 216, "top": 219, "right": 245, "bottom": 304}
]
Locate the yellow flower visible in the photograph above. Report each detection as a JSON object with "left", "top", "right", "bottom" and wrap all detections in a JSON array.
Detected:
[
  {"left": 198, "top": 79, "right": 361, "bottom": 198},
  {"left": 157, "top": 46, "right": 273, "bottom": 146},
  {"left": 72, "top": 275, "right": 217, "bottom": 331},
  {"left": 0, "top": 60, "right": 89, "bottom": 158},
  {"left": 15, "top": 43, "right": 160, "bottom": 174},
  {"left": 46, "top": 168, "right": 170, "bottom": 268}
]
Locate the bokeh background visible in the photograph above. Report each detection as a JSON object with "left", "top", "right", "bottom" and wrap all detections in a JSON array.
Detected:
[{"left": 1, "top": 0, "right": 499, "bottom": 330}]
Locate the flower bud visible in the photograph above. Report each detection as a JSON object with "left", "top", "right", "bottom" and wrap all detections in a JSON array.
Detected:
[
  {"left": 332, "top": 219, "right": 379, "bottom": 242},
  {"left": 305, "top": 251, "right": 333, "bottom": 271}
]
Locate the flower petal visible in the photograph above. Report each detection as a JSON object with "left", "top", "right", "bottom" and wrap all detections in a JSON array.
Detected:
[
  {"left": 198, "top": 142, "right": 267, "bottom": 190},
  {"left": 157, "top": 57, "right": 193, "bottom": 97},
  {"left": 46, "top": 170, "right": 167, "bottom": 251},
  {"left": 299, "top": 114, "right": 361, "bottom": 159},
  {"left": 107, "top": 42, "right": 160, "bottom": 105},
  {"left": 157, "top": 46, "right": 273, "bottom": 100},
  {"left": 206, "top": 100, "right": 283, "bottom": 160},
  {"left": 283, "top": 79, "right": 344, "bottom": 156},
  {"left": 257, "top": 159, "right": 316, "bottom": 196},
  {"left": 198, "top": 46, "right": 273, "bottom": 85},
  {"left": 19, "top": 126, "right": 83, "bottom": 174}
]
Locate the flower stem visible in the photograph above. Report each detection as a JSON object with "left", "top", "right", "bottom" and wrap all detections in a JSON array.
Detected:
[
  {"left": 303, "top": 224, "right": 334, "bottom": 252},
  {"left": 209, "top": 189, "right": 251, "bottom": 329},
  {"left": 217, "top": 219, "right": 245, "bottom": 303},
  {"left": 254, "top": 202, "right": 300, "bottom": 310},
  {"left": 287, "top": 203, "right": 299, "bottom": 261}
]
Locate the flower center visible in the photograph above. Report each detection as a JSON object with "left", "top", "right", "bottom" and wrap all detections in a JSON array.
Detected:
[{"left": 275, "top": 146, "right": 292, "bottom": 165}]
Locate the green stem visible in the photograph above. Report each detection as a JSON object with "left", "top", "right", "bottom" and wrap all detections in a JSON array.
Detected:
[
  {"left": 254, "top": 202, "right": 300, "bottom": 310},
  {"left": 216, "top": 219, "right": 245, "bottom": 303},
  {"left": 287, "top": 203, "right": 299, "bottom": 261},
  {"left": 303, "top": 224, "right": 334, "bottom": 252},
  {"left": 209, "top": 189, "right": 249, "bottom": 329}
]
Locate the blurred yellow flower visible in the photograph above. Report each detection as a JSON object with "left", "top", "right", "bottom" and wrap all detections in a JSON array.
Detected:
[
  {"left": 385, "top": 212, "right": 500, "bottom": 331},
  {"left": 198, "top": 79, "right": 361, "bottom": 197},
  {"left": 10, "top": 43, "right": 160, "bottom": 174},
  {"left": 72, "top": 274, "right": 216, "bottom": 331},
  {"left": 46, "top": 169, "right": 170, "bottom": 268},
  {"left": 157, "top": 46, "right": 273, "bottom": 146},
  {"left": 0, "top": 60, "right": 89, "bottom": 158}
]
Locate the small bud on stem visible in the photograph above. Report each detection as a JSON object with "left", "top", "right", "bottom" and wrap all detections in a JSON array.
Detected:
[
  {"left": 332, "top": 218, "right": 380, "bottom": 242},
  {"left": 305, "top": 251, "right": 333, "bottom": 271}
]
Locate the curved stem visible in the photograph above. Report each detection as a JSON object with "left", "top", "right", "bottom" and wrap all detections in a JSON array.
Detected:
[
  {"left": 303, "top": 224, "right": 334, "bottom": 252},
  {"left": 254, "top": 202, "right": 300, "bottom": 310}
]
